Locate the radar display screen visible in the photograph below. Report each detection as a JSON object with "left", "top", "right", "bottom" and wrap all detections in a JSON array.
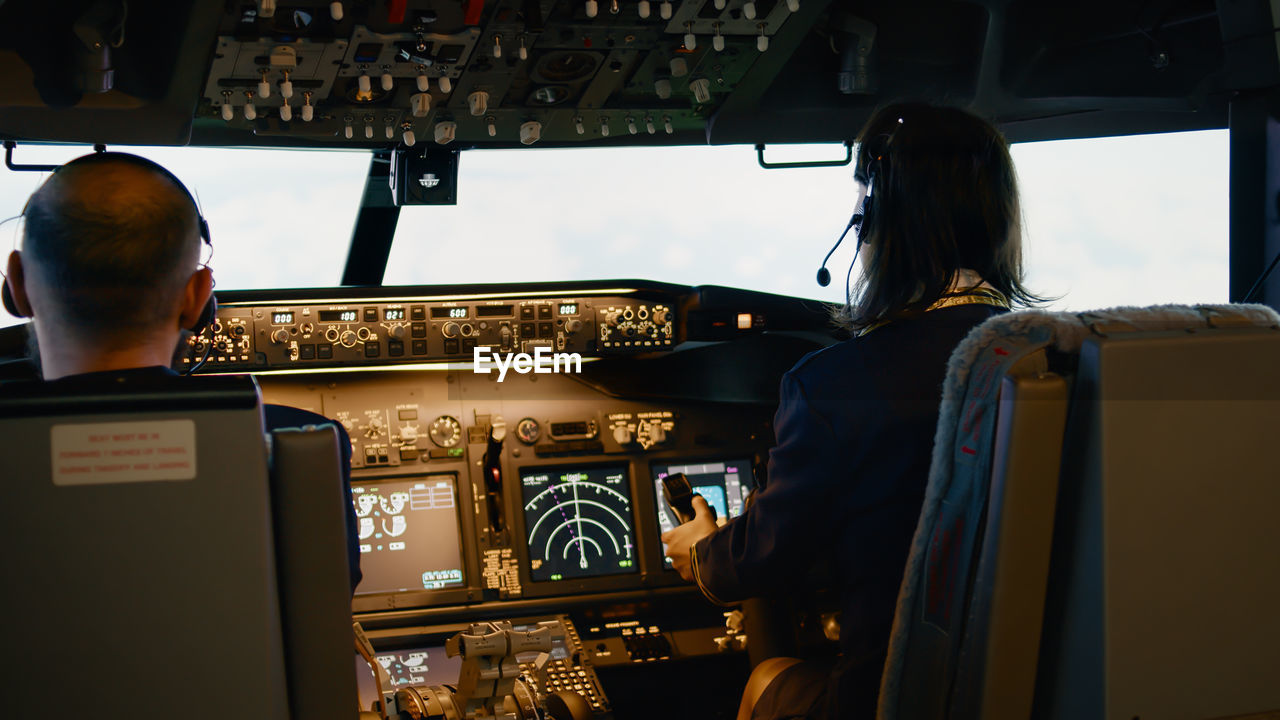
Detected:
[
  {"left": 352, "top": 475, "right": 466, "bottom": 595},
  {"left": 653, "top": 459, "right": 753, "bottom": 566},
  {"left": 520, "top": 465, "right": 637, "bottom": 582}
]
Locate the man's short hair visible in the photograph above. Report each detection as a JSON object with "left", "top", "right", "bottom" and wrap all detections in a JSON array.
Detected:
[{"left": 21, "top": 153, "right": 204, "bottom": 336}]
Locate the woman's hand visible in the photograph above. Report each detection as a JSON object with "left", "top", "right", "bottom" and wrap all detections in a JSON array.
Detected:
[{"left": 661, "top": 495, "right": 719, "bottom": 581}]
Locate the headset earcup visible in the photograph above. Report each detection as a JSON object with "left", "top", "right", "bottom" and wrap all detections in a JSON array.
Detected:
[
  {"left": 2, "top": 279, "right": 28, "bottom": 318},
  {"left": 191, "top": 295, "right": 216, "bottom": 335}
]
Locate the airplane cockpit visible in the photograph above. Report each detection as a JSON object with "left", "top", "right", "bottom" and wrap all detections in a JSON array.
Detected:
[{"left": 2, "top": 1, "right": 1279, "bottom": 719}]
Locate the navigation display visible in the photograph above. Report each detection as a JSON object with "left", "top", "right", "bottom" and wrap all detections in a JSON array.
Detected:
[
  {"left": 352, "top": 475, "right": 466, "bottom": 595},
  {"left": 653, "top": 459, "right": 753, "bottom": 566},
  {"left": 520, "top": 465, "right": 637, "bottom": 582}
]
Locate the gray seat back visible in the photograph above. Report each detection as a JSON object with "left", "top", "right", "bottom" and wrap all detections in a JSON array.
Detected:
[
  {"left": 880, "top": 304, "right": 1280, "bottom": 720},
  {"left": 0, "top": 374, "right": 289, "bottom": 719}
]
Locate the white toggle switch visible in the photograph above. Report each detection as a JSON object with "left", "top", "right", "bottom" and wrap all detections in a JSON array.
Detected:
[
  {"left": 600, "top": 118, "right": 610, "bottom": 137},
  {"left": 519, "top": 37, "right": 528, "bottom": 60},
  {"left": 358, "top": 73, "right": 371, "bottom": 93},
  {"left": 301, "top": 102, "right": 314, "bottom": 122},
  {"left": 385, "top": 123, "right": 394, "bottom": 139},
  {"left": 280, "top": 103, "right": 293, "bottom": 122},
  {"left": 438, "top": 76, "right": 453, "bottom": 93},
  {"left": 280, "top": 78, "right": 294, "bottom": 98},
  {"left": 575, "top": 117, "right": 585, "bottom": 135},
  {"left": 365, "top": 123, "right": 373, "bottom": 139},
  {"left": 244, "top": 100, "right": 257, "bottom": 120},
  {"left": 487, "top": 118, "right": 497, "bottom": 137},
  {"left": 715, "top": 0, "right": 725, "bottom": 8},
  {"left": 663, "top": 115, "right": 674, "bottom": 134},
  {"left": 645, "top": 116, "right": 656, "bottom": 134},
  {"left": 787, "top": 0, "right": 799, "bottom": 10},
  {"left": 757, "top": 31, "right": 769, "bottom": 52},
  {"left": 417, "top": 73, "right": 430, "bottom": 92},
  {"left": 611, "top": 0, "right": 620, "bottom": 13},
  {"left": 670, "top": 57, "right": 688, "bottom": 77},
  {"left": 258, "top": 77, "right": 271, "bottom": 98},
  {"left": 411, "top": 92, "right": 432, "bottom": 117},
  {"left": 660, "top": 1, "right": 672, "bottom": 19},
  {"left": 344, "top": 120, "right": 354, "bottom": 139},
  {"left": 626, "top": 116, "right": 637, "bottom": 134},
  {"left": 330, "top": 1, "right": 344, "bottom": 21},
  {"left": 221, "top": 103, "right": 234, "bottom": 121},
  {"left": 684, "top": 32, "right": 696, "bottom": 50},
  {"left": 690, "top": 77, "right": 711, "bottom": 103},
  {"left": 468, "top": 90, "right": 489, "bottom": 117},
  {"left": 381, "top": 72, "right": 394, "bottom": 91},
  {"left": 258, "top": 0, "right": 276, "bottom": 18},
  {"left": 519, "top": 120, "right": 542, "bottom": 145},
  {"left": 638, "top": 0, "right": 650, "bottom": 18},
  {"left": 585, "top": 0, "right": 597, "bottom": 17},
  {"left": 434, "top": 121, "right": 457, "bottom": 144},
  {"left": 743, "top": 1, "right": 756, "bottom": 18},
  {"left": 493, "top": 35, "right": 502, "bottom": 58},
  {"left": 402, "top": 126, "right": 416, "bottom": 146},
  {"left": 713, "top": 33, "right": 725, "bottom": 51},
  {"left": 655, "top": 77, "right": 672, "bottom": 99}
]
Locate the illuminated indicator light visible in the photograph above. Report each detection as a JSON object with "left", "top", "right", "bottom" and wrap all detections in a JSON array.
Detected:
[{"left": 737, "top": 313, "right": 752, "bottom": 330}]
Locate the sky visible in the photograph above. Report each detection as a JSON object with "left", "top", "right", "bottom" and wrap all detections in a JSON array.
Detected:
[{"left": 0, "top": 129, "right": 1229, "bottom": 329}]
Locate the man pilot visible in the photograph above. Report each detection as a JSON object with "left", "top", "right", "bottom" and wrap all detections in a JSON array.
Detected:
[{"left": 3, "top": 151, "right": 362, "bottom": 593}]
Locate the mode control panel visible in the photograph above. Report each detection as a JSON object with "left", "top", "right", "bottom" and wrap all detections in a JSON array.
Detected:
[
  {"left": 597, "top": 302, "right": 675, "bottom": 351},
  {"left": 184, "top": 293, "right": 678, "bottom": 372}
]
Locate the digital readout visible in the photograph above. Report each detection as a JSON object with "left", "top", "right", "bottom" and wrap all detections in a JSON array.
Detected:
[
  {"left": 431, "top": 307, "right": 469, "bottom": 319},
  {"left": 320, "top": 310, "right": 359, "bottom": 323},
  {"left": 385, "top": 308, "right": 406, "bottom": 321},
  {"left": 271, "top": 311, "right": 294, "bottom": 324},
  {"left": 558, "top": 303, "right": 579, "bottom": 316}
]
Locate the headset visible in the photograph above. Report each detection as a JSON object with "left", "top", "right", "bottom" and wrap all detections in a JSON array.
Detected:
[
  {"left": 1, "top": 151, "right": 217, "bottom": 337},
  {"left": 816, "top": 138, "right": 885, "bottom": 289}
]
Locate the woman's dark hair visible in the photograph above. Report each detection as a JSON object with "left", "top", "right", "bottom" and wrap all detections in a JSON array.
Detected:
[{"left": 837, "top": 102, "right": 1039, "bottom": 332}]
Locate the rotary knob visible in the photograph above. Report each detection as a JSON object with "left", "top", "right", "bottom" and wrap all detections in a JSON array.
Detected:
[
  {"left": 565, "top": 319, "right": 584, "bottom": 333},
  {"left": 442, "top": 321, "right": 460, "bottom": 338},
  {"left": 271, "top": 328, "right": 290, "bottom": 344},
  {"left": 653, "top": 308, "right": 669, "bottom": 325},
  {"left": 645, "top": 420, "right": 667, "bottom": 444},
  {"left": 339, "top": 330, "right": 358, "bottom": 347},
  {"left": 612, "top": 424, "right": 633, "bottom": 445},
  {"left": 389, "top": 324, "right": 407, "bottom": 339}
]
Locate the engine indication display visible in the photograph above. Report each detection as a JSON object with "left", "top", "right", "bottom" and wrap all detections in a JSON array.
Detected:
[{"left": 520, "top": 465, "right": 637, "bottom": 582}]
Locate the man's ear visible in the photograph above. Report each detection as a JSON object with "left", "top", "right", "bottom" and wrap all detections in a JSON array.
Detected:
[
  {"left": 6, "top": 250, "right": 35, "bottom": 317},
  {"left": 178, "top": 265, "right": 214, "bottom": 331}
]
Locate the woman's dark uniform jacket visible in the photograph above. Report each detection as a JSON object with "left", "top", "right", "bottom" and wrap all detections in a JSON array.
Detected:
[{"left": 691, "top": 303, "right": 1005, "bottom": 717}]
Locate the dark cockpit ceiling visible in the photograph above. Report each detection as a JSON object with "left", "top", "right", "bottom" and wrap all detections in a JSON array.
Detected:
[{"left": 0, "top": 0, "right": 1272, "bottom": 151}]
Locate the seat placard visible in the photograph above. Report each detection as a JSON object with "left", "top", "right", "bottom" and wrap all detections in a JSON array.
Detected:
[{"left": 50, "top": 420, "right": 197, "bottom": 486}]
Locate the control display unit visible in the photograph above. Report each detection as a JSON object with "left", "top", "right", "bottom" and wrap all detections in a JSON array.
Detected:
[
  {"left": 653, "top": 459, "right": 754, "bottom": 566},
  {"left": 520, "top": 465, "right": 637, "bottom": 582},
  {"left": 352, "top": 475, "right": 466, "bottom": 595}
]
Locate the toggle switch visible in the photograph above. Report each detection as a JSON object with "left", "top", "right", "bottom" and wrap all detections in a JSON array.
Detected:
[
  {"left": 715, "top": 0, "right": 725, "bottom": 8},
  {"left": 258, "top": 0, "right": 276, "bottom": 17},
  {"left": 757, "top": 24, "right": 769, "bottom": 51},
  {"left": 600, "top": 117, "right": 610, "bottom": 137},
  {"left": 468, "top": 90, "right": 489, "bottom": 116},
  {"left": 638, "top": 0, "right": 650, "bottom": 17},
  {"left": 258, "top": 71, "right": 271, "bottom": 99},
  {"left": 301, "top": 92, "right": 315, "bottom": 121},
  {"left": 438, "top": 76, "right": 453, "bottom": 93},
  {"left": 381, "top": 71, "right": 394, "bottom": 91},
  {"left": 626, "top": 115, "right": 637, "bottom": 134},
  {"left": 280, "top": 71, "right": 294, "bottom": 99},
  {"left": 220, "top": 91, "right": 234, "bottom": 121},
  {"left": 344, "top": 116, "right": 354, "bottom": 139},
  {"left": 655, "top": 77, "right": 672, "bottom": 99},
  {"left": 663, "top": 115, "right": 674, "bottom": 134},
  {"left": 330, "top": 1, "right": 344, "bottom": 21},
  {"left": 786, "top": 0, "right": 799, "bottom": 10},
  {"left": 690, "top": 77, "right": 711, "bottom": 103},
  {"left": 358, "top": 72, "right": 372, "bottom": 93},
  {"left": 486, "top": 116, "right": 497, "bottom": 137},
  {"left": 244, "top": 91, "right": 257, "bottom": 120},
  {"left": 684, "top": 23, "right": 696, "bottom": 50},
  {"left": 660, "top": 0, "right": 672, "bottom": 19},
  {"left": 519, "top": 120, "right": 542, "bottom": 145},
  {"left": 365, "top": 121, "right": 374, "bottom": 139},
  {"left": 670, "top": 57, "right": 688, "bottom": 78},
  {"left": 402, "top": 123, "right": 416, "bottom": 146},
  {"left": 574, "top": 116, "right": 585, "bottom": 135},
  {"left": 434, "top": 121, "right": 457, "bottom": 144},
  {"left": 280, "top": 102, "right": 293, "bottom": 122},
  {"left": 411, "top": 92, "right": 432, "bottom": 117},
  {"left": 610, "top": 0, "right": 620, "bottom": 13},
  {"left": 645, "top": 116, "right": 656, "bottom": 134},
  {"left": 585, "top": 0, "right": 597, "bottom": 17},
  {"left": 743, "top": 1, "right": 756, "bottom": 19},
  {"left": 518, "top": 36, "right": 528, "bottom": 60},
  {"left": 385, "top": 121, "right": 394, "bottom": 139},
  {"left": 493, "top": 34, "right": 502, "bottom": 58},
  {"left": 713, "top": 24, "right": 725, "bottom": 51},
  {"left": 417, "top": 72, "right": 430, "bottom": 92}
]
